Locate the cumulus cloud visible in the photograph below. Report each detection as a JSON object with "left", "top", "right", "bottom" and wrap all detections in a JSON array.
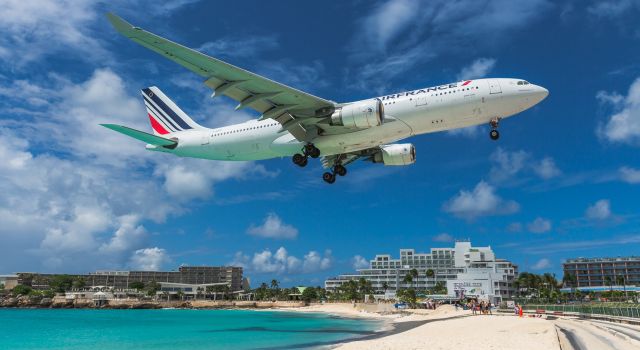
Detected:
[
  {"left": 432, "top": 233, "right": 454, "bottom": 242},
  {"left": 533, "top": 157, "right": 562, "bottom": 179},
  {"left": 585, "top": 199, "right": 612, "bottom": 220},
  {"left": 620, "top": 166, "right": 640, "bottom": 183},
  {"left": 352, "top": 255, "right": 370, "bottom": 269},
  {"left": 531, "top": 258, "right": 552, "bottom": 270},
  {"left": 456, "top": 58, "right": 497, "bottom": 80},
  {"left": 597, "top": 77, "right": 640, "bottom": 146},
  {"left": 129, "top": 247, "right": 170, "bottom": 271},
  {"left": 0, "top": 67, "right": 275, "bottom": 272},
  {"left": 443, "top": 181, "right": 519, "bottom": 220},
  {"left": 527, "top": 217, "right": 552, "bottom": 233},
  {"left": 489, "top": 148, "right": 561, "bottom": 182},
  {"left": 231, "top": 247, "right": 332, "bottom": 275},
  {"left": 247, "top": 213, "right": 299, "bottom": 239}
]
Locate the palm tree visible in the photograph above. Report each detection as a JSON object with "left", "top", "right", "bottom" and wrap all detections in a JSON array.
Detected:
[
  {"left": 616, "top": 275, "right": 626, "bottom": 301},
  {"left": 382, "top": 282, "right": 389, "bottom": 295},
  {"left": 270, "top": 279, "right": 279, "bottom": 290},
  {"left": 409, "top": 269, "right": 419, "bottom": 290},
  {"left": 425, "top": 269, "right": 435, "bottom": 291},
  {"left": 604, "top": 276, "right": 613, "bottom": 293},
  {"left": 403, "top": 273, "right": 413, "bottom": 289},
  {"left": 562, "top": 272, "right": 577, "bottom": 300}
]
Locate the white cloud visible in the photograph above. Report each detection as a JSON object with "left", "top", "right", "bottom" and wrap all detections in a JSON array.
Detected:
[
  {"left": 533, "top": 157, "right": 562, "bottom": 179},
  {"left": 597, "top": 77, "right": 640, "bottom": 146},
  {"left": 0, "top": 1, "right": 106, "bottom": 66},
  {"left": 531, "top": 258, "right": 552, "bottom": 270},
  {"left": 443, "top": 181, "right": 519, "bottom": 220},
  {"left": 527, "top": 217, "right": 552, "bottom": 234},
  {"left": 347, "top": 0, "right": 550, "bottom": 91},
  {"left": 231, "top": 247, "right": 332, "bottom": 275},
  {"left": 588, "top": 0, "right": 639, "bottom": 18},
  {"left": 360, "top": 0, "right": 418, "bottom": 52},
  {"left": 585, "top": 199, "right": 612, "bottom": 220},
  {"left": 620, "top": 166, "right": 640, "bottom": 183},
  {"left": 432, "top": 233, "right": 454, "bottom": 242},
  {"left": 489, "top": 148, "right": 561, "bottom": 182},
  {"left": 303, "top": 250, "right": 333, "bottom": 273},
  {"left": 456, "top": 58, "right": 497, "bottom": 80},
  {"left": 129, "top": 247, "right": 170, "bottom": 271},
  {"left": 0, "top": 68, "right": 275, "bottom": 272},
  {"left": 352, "top": 255, "right": 370, "bottom": 269},
  {"left": 247, "top": 213, "right": 299, "bottom": 239},
  {"left": 489, "top": 148, "right": 529, "bottom": 181}
]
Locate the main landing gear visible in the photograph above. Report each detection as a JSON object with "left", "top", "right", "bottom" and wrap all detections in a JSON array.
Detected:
[
  {"left": 292, "top": 143, "right": 321, "bottom": 167},
  {"left": 489, "top": 117, "right": 501, "bottom": 141},
  {"left": 322, "top": 164, "right": 347, "bottom": 184}
]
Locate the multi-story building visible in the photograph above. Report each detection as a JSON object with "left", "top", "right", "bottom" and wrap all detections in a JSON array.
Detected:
[
  {"left": 325, "top": 241, "right": 518, "bottom": 303},
  {"left": 17, "top": 266, "right": 245, "bottom": 292},
  {"left": 563, "top": 257, "right": 640, "bottom": 288}
]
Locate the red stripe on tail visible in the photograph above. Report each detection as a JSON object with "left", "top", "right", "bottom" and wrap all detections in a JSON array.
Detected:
[{"left": 148, "top": 113, "right": 169, "bottom": 135}]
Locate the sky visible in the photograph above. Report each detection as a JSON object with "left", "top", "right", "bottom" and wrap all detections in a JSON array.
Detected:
[{"left": 1, "top": 0, "right": 639, "bottom": 287}]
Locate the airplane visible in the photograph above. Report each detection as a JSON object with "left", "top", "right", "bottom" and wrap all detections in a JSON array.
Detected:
[{"left": 103, "top": 14, "right": 549, "bottom": 184}]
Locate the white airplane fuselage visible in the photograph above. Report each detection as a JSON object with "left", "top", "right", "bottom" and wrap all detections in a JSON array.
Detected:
[{"left": 153, "top": 78, "right": 548, "bottom": 160}]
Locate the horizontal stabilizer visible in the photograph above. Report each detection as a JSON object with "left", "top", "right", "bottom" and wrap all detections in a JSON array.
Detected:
[{"left": 100, "top": 124, "right": 177, "bottom": 147}]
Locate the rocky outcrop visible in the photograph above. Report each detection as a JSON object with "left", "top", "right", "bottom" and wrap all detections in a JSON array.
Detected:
[{"left": 1, "top": 297, "right": 18, "bottom": 307}]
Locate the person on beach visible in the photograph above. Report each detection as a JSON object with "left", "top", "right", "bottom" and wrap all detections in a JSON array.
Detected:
[
  {"left": 487, "top": 301, "right": 492, "bottom": 315},
  {"left": 514, "top": 303, "right": 519, "bottom": 316},
  {"left": 471, "top": 301, "right": 477, "bottom": 315}
]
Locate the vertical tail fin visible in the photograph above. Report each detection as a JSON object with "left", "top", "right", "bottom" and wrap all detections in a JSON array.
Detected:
[{"left": 141, "top": 86, "right": 204, "bottom": 135}]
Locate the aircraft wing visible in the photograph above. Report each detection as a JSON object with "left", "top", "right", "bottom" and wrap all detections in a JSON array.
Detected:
[{"left": 107, "top": 13, "right": 338, "bottom": 142}]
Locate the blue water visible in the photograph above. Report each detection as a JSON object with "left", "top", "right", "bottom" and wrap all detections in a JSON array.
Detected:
[{"left": 0, "top": 309, "right": 382, "bottom": 349}]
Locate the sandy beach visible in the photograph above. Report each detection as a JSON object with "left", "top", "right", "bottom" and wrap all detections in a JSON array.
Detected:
[{"left": 285, "top": 304, "right": 559, "bottom": 350}]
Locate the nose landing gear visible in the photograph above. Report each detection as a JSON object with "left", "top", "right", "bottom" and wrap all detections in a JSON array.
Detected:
[{"left": 489, "top": 117, "right": 501, "bottom": 141}]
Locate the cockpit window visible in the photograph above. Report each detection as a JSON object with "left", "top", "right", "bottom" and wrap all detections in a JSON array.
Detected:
[{"left": 517, "top": 80, "right": 530, "bottom": 85}]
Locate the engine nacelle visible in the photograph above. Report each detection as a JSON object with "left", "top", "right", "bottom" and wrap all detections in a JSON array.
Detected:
[
  {"left": 373, "top": 144, "right": 416, "bottom": 166},
  {"left": 330, "top": 99, "right": 383, "bottom": 129}
]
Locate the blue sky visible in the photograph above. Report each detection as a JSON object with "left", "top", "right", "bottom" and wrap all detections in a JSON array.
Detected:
[{"left": 1, "top": 0, "right": 639, "bottom": 286}]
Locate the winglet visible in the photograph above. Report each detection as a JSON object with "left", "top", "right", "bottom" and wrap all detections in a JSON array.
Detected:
[
  {"left": 106, "top": 13, "right": 138, "bottom": 36},
  {"left": 101, "top": 124, "right": 177, "bottom": 148}
]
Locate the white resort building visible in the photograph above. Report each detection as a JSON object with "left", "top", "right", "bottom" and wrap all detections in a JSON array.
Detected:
[{"left": 325, "top": 241, "right": 518, "bottom": 303}]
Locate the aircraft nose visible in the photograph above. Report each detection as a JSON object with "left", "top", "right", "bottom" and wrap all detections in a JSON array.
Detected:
[{"left": 534, "top": 85, "right": 549, "bottom": 103}]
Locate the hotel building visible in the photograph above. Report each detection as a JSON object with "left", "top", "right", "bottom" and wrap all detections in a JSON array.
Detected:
[
  {"left": 325, "top": 241, "right": 518, "bottom": 303},
  {"left": 17, "top": 265, "right": 245, "bottom": 293},
  {"left": 562, "top": 256, "right": 640, "bottom": 288}
]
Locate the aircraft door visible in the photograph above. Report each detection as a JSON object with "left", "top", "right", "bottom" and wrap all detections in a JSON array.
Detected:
[{"left": 488, "top": 80, "right": 502, "bottom": 94}]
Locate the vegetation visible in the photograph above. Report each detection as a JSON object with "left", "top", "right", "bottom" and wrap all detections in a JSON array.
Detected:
[
  {"left": 12, "top": 284, "right": 32, "bottom": 296},
  {"left": 130, "top": 281, "right": 145, "bottom": 291},
  {"left": 396, "top": 288, "right": 417, "bottom": 305},
  {"left": 49, "top": 275, "right": 74, "bottom": 293},
  {"left": 145, "top": 281, "right": 161, "bottom": 296}
]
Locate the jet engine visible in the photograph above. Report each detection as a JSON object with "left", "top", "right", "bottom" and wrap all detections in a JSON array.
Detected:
[
  {"left": 330, "top": 99, "right": 383, "bottom": 129},
  {"left": 373, "top": 144, "right": 416, "bottom": 166}
]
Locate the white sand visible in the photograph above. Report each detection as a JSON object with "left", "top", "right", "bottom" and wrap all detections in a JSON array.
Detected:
[{"left": 286, "top": 304, "right": 559, "bottom": 350}]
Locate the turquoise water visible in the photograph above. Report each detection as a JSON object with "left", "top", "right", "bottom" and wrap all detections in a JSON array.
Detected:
[{"left": 0, "top": 309, "right": 382, "bottom": 349}]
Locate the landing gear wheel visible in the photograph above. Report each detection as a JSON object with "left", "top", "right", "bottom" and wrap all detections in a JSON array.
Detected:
[
  {"left": 304, "top": 144, "right": 321, "bottom": 159},
  {"left": 292, "top": 153, "right": 308, "bottom": 167},
  {"left": 322, "top": 172, "right": 336, "bottom": 184},
  {"left": 489, "top": 129, "right": 500, "bottom": 141},
  {"left": 334, "top": 164, "right": 347, "bottom": 176}
]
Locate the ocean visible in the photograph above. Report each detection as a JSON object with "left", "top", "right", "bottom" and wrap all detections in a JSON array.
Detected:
[{"left": 0, "top": 308, "right": 383, "bottom": 350}]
